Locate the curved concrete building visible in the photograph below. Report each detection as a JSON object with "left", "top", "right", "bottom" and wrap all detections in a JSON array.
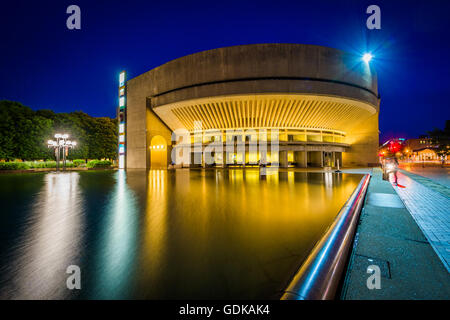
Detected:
[{"left": 125, "top": 43, "right": 380, "bottom": 169}]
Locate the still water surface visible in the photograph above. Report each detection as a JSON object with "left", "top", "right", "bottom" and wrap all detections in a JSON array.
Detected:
[{"left": 0, "top": 169, "right": 362, "bottom": 299}]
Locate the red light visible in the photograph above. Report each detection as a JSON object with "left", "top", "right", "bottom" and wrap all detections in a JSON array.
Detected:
[{"left": 388, "top": 141, "right": 402, "bottom": 153}]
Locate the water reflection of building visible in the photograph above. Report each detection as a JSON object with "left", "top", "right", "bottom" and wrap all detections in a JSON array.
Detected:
[
  {"left": 124, "top": 44, "right": 380, "bottom": 169},
  {"left": 94, "top": 170, "right": 138, "bottom": 299}
]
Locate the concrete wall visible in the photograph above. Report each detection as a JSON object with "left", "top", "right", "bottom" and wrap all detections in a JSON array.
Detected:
[
  {"left": 142, "top": 44, "right": 378, "bottom": 109},
  {"left": 126, "top": 73, "right": 173, "bottom": 169},
  {"left": 146, "top": 106, "right": 173, "bottom": 168},
  {"left": 126, "top": 73, "right": 149, "bottom": 169},
  {"left": 343, "top": 111, "right": 380, "bottom": 166}
]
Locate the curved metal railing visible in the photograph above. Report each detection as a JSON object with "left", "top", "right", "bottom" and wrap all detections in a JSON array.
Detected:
[{"left": 281, "top": 173, "right": 371, "bottom": 300}]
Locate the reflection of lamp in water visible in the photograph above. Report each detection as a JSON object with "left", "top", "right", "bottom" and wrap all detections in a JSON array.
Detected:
[{"left": 6, "top": 172, "right": 83, "bottom": 299}]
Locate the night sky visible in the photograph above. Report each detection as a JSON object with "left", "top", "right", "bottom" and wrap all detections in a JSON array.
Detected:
[{"left": 1, "top": 0, "right": 449, "bottom": 143}]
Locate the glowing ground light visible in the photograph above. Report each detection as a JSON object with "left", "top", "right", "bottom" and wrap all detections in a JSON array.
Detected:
[{"left": 362, "top": 53, "right": 373, "bottom": 63}]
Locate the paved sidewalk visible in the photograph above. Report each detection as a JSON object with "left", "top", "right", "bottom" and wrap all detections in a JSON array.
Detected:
[
  {"left": 400, "top": 164, "right": 450, "bottom": 188},
  {"left": 342, "top": 168, "right": 450, "bottom": 299},
  {"left": 393, "top": 172, "right": 450, "bottom": 272},
  {"left": 399, "top": 169, "right": 450, "bottom": 198}
]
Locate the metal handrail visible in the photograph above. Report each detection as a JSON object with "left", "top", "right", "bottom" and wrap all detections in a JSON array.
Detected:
[{"left": 281, "top": 173, "right": 371, "bottom": 300}]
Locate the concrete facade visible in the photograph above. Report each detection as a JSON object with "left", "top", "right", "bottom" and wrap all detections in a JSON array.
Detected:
[{"left": 125, "top": 43, "right": 380, "bottom": 169}]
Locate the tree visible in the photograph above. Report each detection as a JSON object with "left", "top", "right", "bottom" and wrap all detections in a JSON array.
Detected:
[
  {"left": 87, "top": 117, "right": 118, "bottom": 160},
  {"left": 0, "top": 100, "right": 118, "bottom": 161},
  {"left": 0, "top": 101, "right": 17, "bottom": 160},
  {"left": 428, "top": 120, "right": 450, "bottom": 158}
]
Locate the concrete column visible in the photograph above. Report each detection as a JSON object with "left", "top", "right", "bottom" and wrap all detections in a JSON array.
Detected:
[
  {"left": 222, "top": 151, "right": 227, "bottom": 168},
  {"left": 190, "top": 152, "right": 195, "bottom": 168},
  {"left": 308, "top": 151, "right": 322, "bottom": 167},
  {"left": 280, "top": 151, "right": 288, "bottom": 168},
  {"left": 335, "top": 152, "right": 343, "bottom": 169},
  {"left": 304, "top": 150, "right": 307, "bottom": 168},
  {"left": 320, "top": 150, "right": 324, "bottom": 168},
  {"left": 295, "top": 151, "right": 307, "bottom": 168},
  {"left": 332, "top": 152, "right": 336, "bottom": 168}
]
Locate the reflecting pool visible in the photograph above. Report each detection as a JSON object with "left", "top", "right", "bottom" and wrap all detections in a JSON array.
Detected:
[{"left": 0, "top": 169, "right": 363, "bottom": 299}]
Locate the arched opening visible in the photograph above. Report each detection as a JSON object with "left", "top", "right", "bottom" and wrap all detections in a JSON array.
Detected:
[{"left": 150, "top": 135, "right": 167, "bottom": 169}]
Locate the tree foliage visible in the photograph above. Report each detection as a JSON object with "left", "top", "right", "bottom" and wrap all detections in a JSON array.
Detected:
[
  {"left": 0, "top": 100, "right": 118, "bottom": 161},
  {"left": 427, "top": 120, "right": 450, "bottom": 157}
]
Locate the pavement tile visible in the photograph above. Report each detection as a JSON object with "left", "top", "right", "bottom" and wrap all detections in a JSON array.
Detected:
[{"left": 393, "top": 172, "right": 450, "bottom": 272}]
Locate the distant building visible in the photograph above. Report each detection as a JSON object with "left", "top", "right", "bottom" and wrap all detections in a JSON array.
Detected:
[
  {"left": 404, "top": 138, "right": 434, "bottom": 152},
  {"left": 403, "top": 138, "right": 440, "bottom": 161},
  {"left": 410, "top": 147, "right": 440, "bottom": 161}
]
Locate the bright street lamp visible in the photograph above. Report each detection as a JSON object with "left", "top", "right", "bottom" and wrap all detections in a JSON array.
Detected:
[
  {"left": 47, "top": 133, "right": 77, "bottom": 171},
  {"left": 362, "top": 53, "right": 373, "bottom": 64}
]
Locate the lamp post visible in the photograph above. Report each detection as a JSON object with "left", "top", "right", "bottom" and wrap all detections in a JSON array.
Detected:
[{"left": 47, "top": 134, "right": 77, "bottom": 171}]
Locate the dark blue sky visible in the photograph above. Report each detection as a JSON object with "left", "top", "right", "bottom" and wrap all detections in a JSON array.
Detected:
[{"left": 1, "top": 0, "right": 449, "bottom": 143}]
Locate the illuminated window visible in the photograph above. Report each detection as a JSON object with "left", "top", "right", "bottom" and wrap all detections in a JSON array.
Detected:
[
  {"left": 119, "top": 135, "right": 125, "bottom": 143},
  {"left": 119, "top": 145, "right": 125, "bottom": 154},
  {"left": 119, "top": 123, "right": 125, "bottom": 133},
  {"left": 119, "top": 88, "right": 125, "bottom": 96},
  {"left": 119, "top": 96, "right": 125, "bottom": 107},
  {"left": 119, "top": 72, "right": 125, "bottom": 87},
  {"left": 119, "top": 154, "right": 125, "bottom": 169}
]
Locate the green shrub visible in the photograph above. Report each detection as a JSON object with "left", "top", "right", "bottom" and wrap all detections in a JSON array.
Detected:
[
  {"left": 44, "top": 161, "right": 57, "bottom": 168},
  {"left": 73, "top": 159, "right": 85, "bottom": 167},
  {"left": 24, "top": 161, "right": 37, "bottom": 168},
  {"left": 32, "top": 162, "right": 45, "bottom": 168},
  {"left": 0, "top": 160, "right": 89, "bottom": 170},
  {"left": 65, "top": 161, "right": 75, "bottom": 168},
  {"left": 25, "top": 161, "right": 48, "bottom": 168},
  {"left": 23, "top": 161, "right": 59, "bottom": 168},
  {"left": 87, "top": 160, "right": 112, "bottom": 168},
  {"left": 0, "top": 162, "right": 30, "bottom": 170}
]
